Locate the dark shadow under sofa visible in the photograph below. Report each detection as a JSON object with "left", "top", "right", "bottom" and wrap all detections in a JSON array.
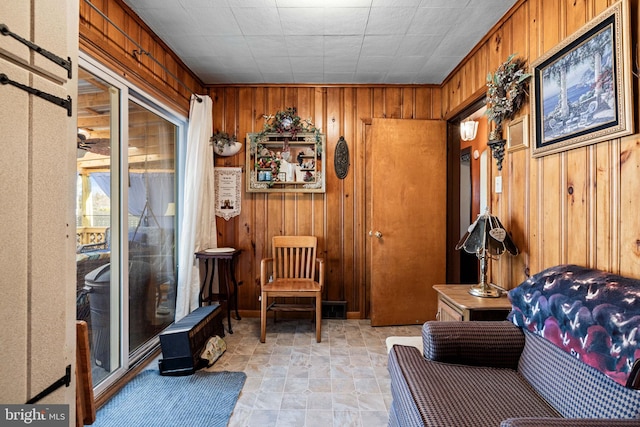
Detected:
[{"left": 387, "top": 265, "right": 640, "bottom": 426}]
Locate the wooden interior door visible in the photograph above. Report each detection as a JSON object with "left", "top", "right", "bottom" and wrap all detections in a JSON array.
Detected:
[{"left": 369, "top": 118, "right": 447, "bottom": 326}]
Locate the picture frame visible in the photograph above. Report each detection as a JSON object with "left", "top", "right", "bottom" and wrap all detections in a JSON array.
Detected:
[
  {"left": 507, "top": 114, "right": 529, "bottom": 152},
  {"left": 214, "top": 167, "right": 242, "bottom": 221},
  {"left": 531, "top": 0, "right": 633, "bottom": 157}
]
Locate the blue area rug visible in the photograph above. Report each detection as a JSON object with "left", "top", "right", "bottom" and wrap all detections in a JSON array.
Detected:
[{"left": 91, "top": 370, "right": 246, "bottom": 427}]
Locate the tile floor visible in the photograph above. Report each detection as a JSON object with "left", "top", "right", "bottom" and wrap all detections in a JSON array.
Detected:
[{"left": 204, "top": 316, "right": 422, "bottom": 427}]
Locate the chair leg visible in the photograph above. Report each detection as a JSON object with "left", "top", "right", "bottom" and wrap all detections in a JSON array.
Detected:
[
  {"left": 260, "top": 292, "right": 267, "bottom": 343},
  {"left": 315, "top": 293, "right": 322, "bottom": 343}
]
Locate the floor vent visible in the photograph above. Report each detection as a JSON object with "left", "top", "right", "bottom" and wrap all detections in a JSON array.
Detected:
[{"left": 322, "top": 301, "right": 347, "bottom": 319}]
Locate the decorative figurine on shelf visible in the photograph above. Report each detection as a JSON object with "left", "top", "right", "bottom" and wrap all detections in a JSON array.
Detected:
[{"left": 249, "top": 107, "right": 323, "bottom": 156}]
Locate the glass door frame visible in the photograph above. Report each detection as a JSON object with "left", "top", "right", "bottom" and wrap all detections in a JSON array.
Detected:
[{"left": 79, "top": 52, "right": 187, "bottom": 396}]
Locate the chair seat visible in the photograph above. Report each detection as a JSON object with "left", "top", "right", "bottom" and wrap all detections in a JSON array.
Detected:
[{"left": 263, "top": 278, "right": 321, "bottom": 292}]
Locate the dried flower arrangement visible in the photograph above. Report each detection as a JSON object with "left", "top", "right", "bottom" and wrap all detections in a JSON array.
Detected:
[
  {"left": 250, "top": 107, "right": 322, "bottom": 154},
  {"left": 485, "top": 54, "right": 531, "bottom": 140}
]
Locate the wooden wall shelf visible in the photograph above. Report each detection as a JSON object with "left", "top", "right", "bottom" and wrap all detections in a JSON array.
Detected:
[{"left": 246, "top": 132, "right": 326, "bottom": 193}]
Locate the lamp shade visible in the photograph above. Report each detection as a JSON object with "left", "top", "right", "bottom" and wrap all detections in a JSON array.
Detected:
[
  {"left": 460, "top": 120, "right": 478, "bottom": 141},
  {"left": 456, "top": 210, "right": 518, "bottom": 297},
  {"left": 164, "top": 202, "right": 176, "bottom": 216},
  {"left": 456, "top": 211, "right": 518, "bottom": 257}
]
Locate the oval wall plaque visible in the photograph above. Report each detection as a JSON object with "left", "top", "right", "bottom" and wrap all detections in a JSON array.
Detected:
[{"left": 334, "top": 136, "right": 349, "bottom": 179}]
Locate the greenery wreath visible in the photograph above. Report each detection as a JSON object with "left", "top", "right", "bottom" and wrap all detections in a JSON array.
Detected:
[{"left": 485, "top": 54, "right": 531, "bottom": 138}]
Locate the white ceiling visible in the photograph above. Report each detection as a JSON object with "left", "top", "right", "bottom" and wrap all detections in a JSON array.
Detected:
[{"left": 122, "top": 0, "right": 517, "bottom": 85}]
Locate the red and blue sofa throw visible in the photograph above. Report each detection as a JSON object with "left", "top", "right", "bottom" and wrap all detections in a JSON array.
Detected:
[{"left": 508, "top": 264, "right": 640, "bottom": 388}]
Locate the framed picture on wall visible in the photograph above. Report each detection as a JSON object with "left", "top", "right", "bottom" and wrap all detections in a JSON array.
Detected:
[
  {"left": 507, "top": 114, "right": 529, "bottom": 152},
  {"left": 531, "top": 0, "right": 633, "bottom": 157}
]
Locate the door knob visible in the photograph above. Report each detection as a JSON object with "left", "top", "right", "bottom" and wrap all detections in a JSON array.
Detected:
[
  {"left": 368, "top": 230, "right": 383, "bottom": 239},
  {"left": 373, "top": 231, "right": 383, "bottom": 239}
]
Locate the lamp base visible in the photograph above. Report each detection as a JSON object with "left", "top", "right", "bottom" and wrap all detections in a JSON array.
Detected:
[{"left": 468, "top": 283, "right": 502, "bottom": 298}]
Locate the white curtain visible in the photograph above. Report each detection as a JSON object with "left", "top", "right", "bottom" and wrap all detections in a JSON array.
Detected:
[{"left": 175, "top": 95, "right": 217, "bottom": 320}]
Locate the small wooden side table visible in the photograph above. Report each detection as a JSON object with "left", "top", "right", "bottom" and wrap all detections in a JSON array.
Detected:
[
  {"left": 433, "top": 284, "right": 512, "bottom": 322},
  {"left": 195, "top": 248, "right": 242, "bottom": 334}
]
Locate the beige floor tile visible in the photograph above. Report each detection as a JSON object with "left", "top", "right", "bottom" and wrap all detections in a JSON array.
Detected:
[{"left": 217, "top": 317, "right": 421, "bottom": 427}]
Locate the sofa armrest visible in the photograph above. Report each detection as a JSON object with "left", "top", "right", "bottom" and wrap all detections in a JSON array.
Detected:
[
  {"left": 423, "top": 320, "right": 524, "bottom": 369},
  {"left": 501, "top": 418, "right": 640, "bottom": 427}
]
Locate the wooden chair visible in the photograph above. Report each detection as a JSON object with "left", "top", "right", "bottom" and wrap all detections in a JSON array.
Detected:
[{"left": 260, "top": 236, "right": 324, "bottom": 343}]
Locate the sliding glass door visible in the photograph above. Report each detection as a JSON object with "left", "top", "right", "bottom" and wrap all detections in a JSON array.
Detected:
[
  {"left": 127, "top": 99, "right": 177, "bottom": 355},
  {"left": 76, "top": 58, "right": 183, "bottom": 391}
]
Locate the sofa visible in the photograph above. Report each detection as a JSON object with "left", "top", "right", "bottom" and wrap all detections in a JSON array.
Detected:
[{"left": 387, "top": 265, "right": 640, "bottom": 426}]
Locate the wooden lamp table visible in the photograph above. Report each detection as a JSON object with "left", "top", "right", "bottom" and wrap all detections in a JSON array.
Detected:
[{"left": 433, "top": 284, "right": 512, "bottom": 322}]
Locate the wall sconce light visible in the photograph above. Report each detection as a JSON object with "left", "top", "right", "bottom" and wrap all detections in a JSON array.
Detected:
[{"left": 460, "top": 120, "right": 478, "bottom": 141}]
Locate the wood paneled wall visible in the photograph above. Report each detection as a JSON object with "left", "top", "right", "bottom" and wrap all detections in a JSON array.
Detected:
[
  {"left": 78, "top": 0, "right": 204, "bottom": 114},
  {"left": 210, "top": 86, "right": 440, "bottom": 316},
  {"left": 79, "top": 0, "right": 640, "bottom": 318},
  {"left": 443, "top": 0, "right": 640, "bottom": 289}
]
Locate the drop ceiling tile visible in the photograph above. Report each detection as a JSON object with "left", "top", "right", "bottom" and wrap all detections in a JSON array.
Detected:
[
  {"left": 279, "top": 8, "right": 324, "bottom": 35},
  {"left": 324, "top": 56, "right": 358, "bottom": 73},
  {"left": 467, "top": 0, "right": 514, "bottom": 7},
  {"left": 324, "top": 36, "right": 363, "bottom": 57},
  {"left": 384, "top": 72, "right": 419, "bottom": 84},
  {"left": 290, "top": 56, "right": 323, "bottom": 73},
  {"left": 360, "top": 35, "right": 402, "bottom": 56},
  {"left": 465, "top": 6, "right": 510, "bottom": 28},
  {"left": 407, "top": 7, "right": 462, "bottom": 34},
  {"left": 420, "top": 55, "right": 463, "bottom": 79},
  {"left": 278, "top": 0, "right": 370, "bottom": 7},
  {"left": 395, "top": 35, "right": 439, "bottom": 56},
  {"left": 373, "top": 0, "right": 422, "bottom": 6},
  {"left": 292, "top": 72, "right": 325, "bottom": 83},
  {"left": 432, "top": 31, "right": 483, "bottom": 57},
  {"left": 125, "top": 0, "right": 165, "bottom": 9},
  {"left": 261, "top": 72, "right": 295, "bottom": 83},
  {"left": 419, "top": 0, "right": 469, "bottom": 7},
  {"left": 231, "top": 7, "right": 282, "bottom": 35},
  {"left": 162, "top": 36, "right": 210, "bottom": 58},
  {"left": 285, "top": 36, "right": 324, "bottom": 55},
  {"left": 389, "top": 56, "right": 429, "bottom": 73},
  {"left": 122, "top": 0, "right": 519, "bottom": 85},
  {"left": 133, "top": 7, "right": 193, "bottom": 37},
  {"left": 236, "top": 0, "right": 277, "bottom": 7},
  {"left": 255, "top": 56, "right": 292, "bottom": 74},
  {"left": 323, "top": 8, "right": 369, "bottom": 35},
  {"left": 353, "top": 71, "right": 386, "bottom": 83},
  {"left": 203, "top": 55, "right": 256, "bottom": 70},
  {"left": 246, "top": 35, "right": 288, "bottom": 57},
  {"left": 202, "top": 36, "right": 251, "bottom": 57},
  {"left": 178, "top": 0, "right": 230, "bottom": 8},
  {"left": 365, "top": 7, "right": 415, "bottom": 35},
  {"left": 356, "top": 56, "right": 396, "bottom": 71},
  {"left": 323, "top": 72, "right": 356, "bottom": 83},
  {"left": 186, "top": 7, "right": 241, "bottom": 36}
]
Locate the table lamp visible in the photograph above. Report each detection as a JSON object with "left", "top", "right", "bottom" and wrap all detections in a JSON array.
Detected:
[{"left": 455, "top": 210, "right": 518, "bottom": 297}]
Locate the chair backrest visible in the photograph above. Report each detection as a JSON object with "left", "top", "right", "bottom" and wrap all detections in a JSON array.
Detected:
[{"left": 272, "top": 236, "right": 317, "bottom": 280}]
